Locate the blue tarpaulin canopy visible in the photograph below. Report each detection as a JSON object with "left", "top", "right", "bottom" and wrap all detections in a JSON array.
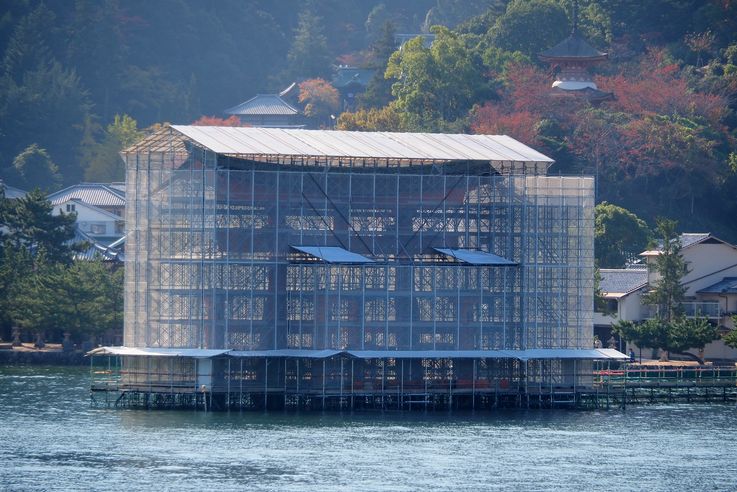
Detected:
[
  {"left": 433, "top": 248, "right": 516, "bottom": 266},
  {"left": 291, "top": 246, "right": 374, "bottom": 264}
]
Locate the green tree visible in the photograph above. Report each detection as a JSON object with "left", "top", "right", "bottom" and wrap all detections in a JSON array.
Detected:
[
  {"left": 0, "top": 3, "right": 91, "bottom": 185},
  {"left": 595, "top": 202, "right": 651, "bottom": 268},
  {"left": 724, "top": 317, "right": 737, "bottom": 349},
  {"left": 643, "top": 218, "right": 689, "bottom": 322},
  {"left": 337, "top": 102, "right": 408, "bottom": 131},
  {"left": 613, "top": 319, "right": 669, "bottom": 357},
  {"left": 5, "top": 250, "right": 58, "bottom": 341},
  {"left": 8, "top": 144, "right": 62, "bottom": 192},
  {"left": 614, "top": 317, "right": 717, "bottom": 361},
  {"left": 423, "top": 0, "right": 502, "bottom": 30},
  {"left": 486, "top": 0, "right": 570, "bottom": 60},
  {"left": 83, "top": 114, "right": 143, "bottom": 182},
  {"left": 386, "top": 26, "right": 490, "bottom": 130},
  {"left": 359, "top": 21, "right": 398, "bottom": 109},
  {"left": 1, "top": 189, "right": 79, "bottom": 264},
  {"left": 667, "top": 317, "right": 718, "bottom": 356},
  {"left": 286, "top": 9, "right": 332, "bottom": 80}
]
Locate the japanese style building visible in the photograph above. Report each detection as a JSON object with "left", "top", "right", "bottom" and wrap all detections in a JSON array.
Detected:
[
  {"left": 224, "top": 93, "right": 303, "bottom": 128},
  {"left": 539, "top": 15, "right": 613, "bottom": 103},
  {"left": 89, "top": 125, "right": 626, "bottom": 410}
]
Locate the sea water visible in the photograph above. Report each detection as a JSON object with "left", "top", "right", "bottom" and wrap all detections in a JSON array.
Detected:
[{"left": 1, "top": 365, "right": 736, "bottom": 491}]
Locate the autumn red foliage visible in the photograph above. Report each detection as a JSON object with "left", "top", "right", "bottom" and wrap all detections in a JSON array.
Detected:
[{"left": 596, "top": 49, "right": 728, "bottom": 125}]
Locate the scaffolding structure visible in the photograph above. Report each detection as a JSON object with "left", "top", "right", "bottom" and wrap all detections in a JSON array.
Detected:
[{"left": 92, "top": 125, "right": 625, "bottom": 410}]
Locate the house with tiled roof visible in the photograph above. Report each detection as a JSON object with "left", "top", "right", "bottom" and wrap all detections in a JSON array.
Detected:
[
  {"left": 48, "top": 183, "right": 125, "bottom": 217},
  {"left": 47, "top": 183, "right": 126, "bottom": 248},
  {"left": 224, "top": 94, "right": 303, "bottom": 128},
  {"left": 596, "top": 233, "right": 737, "bottom": 360}
]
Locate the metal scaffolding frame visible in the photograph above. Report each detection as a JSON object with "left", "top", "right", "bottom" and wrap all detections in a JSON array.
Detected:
[{"left": 104, "top": 125, "right": 612, "bottom": 410}]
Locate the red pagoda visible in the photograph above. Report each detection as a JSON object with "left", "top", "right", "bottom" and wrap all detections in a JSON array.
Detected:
[{"left": 538, "top": 4, "right": 613, "bottom": 103}]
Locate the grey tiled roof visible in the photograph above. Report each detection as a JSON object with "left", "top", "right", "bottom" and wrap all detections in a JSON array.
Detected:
[
  {"left": 697, "top": 277, "right": 737, "bottom": 294},
  {"left": 680, "top": 233, "right": 712, "bottom": 249},
  {"left": 599, "top": 268, "right": 648, "bottom": 295},
  {"left": 48, "top": 183, "right": 125, "bottom": 208},
  {"left": 224, "top": 94, "right": 299, "bottom": 116}
]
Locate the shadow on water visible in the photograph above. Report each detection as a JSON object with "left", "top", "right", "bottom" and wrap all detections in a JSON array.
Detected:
[{"left": 2, "top": 365, "right": 737, "bottom": 491}]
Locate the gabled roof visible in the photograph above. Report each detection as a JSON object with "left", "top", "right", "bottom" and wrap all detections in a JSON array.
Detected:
[
  {"left": 332, "top": 66, "right": 375, "bottom": 88},
  {"left": 640, "top": 233, "right": 733, "bottom": 256},
  {"left": 697, "top": 277, "right": 737, "bottom": 295},
  {"left": 224, "top": 94, "right": 300, "bottom": 116},
  {"left": 47, "top": 183, "right": 125, "bottom": 208},
  {"left": 539, "top": 32, "right": 607, "bottom": 61},
  {"left": 599, "top": 268, "right": 648, "bottom": 298}
]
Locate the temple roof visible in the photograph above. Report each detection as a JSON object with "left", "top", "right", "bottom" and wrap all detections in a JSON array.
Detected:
[
  {"left": 224, "top": 94, "right": 300, "bottom": 116},
  {"left": 539, "top": 32, "right": 607, "bottom": 62}
]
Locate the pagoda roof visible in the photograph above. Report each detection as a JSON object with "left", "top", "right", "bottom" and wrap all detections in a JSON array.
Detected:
[{"left": 539, "top": 32, "right": 607, "bottom": 62}]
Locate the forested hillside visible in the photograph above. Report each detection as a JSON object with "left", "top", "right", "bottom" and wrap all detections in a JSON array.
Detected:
[{"left": 1, "top": 0, "right": 736, "bottom": 240}]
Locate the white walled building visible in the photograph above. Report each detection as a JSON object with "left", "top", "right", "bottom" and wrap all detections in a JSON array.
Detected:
[
  {"left": 596, "top": 233, "right": 737, "bottom": 360},
  {"left": 47, "top": 183, "right": 126, "bottom": 247}
]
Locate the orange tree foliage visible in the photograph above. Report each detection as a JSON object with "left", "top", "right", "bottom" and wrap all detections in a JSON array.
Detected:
[
  {"left": 191, "top": 115, "right": 245, "bottom": 126},
  {"left": 298, "top": 78, "right": 340, "bottom": 125}
]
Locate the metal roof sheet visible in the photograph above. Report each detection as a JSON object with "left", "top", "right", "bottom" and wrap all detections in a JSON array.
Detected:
[
  {"left": 697, "top": 277, "right": 737, "bottom": 294},
  {"left": 517, "top": 348, "right": 628, "bottom": 361},
  {"left": 90, "top": 347, "right": 628, "bottom": 360},
  {"left": 434, "top": 248, "right": 516, "bottom": 266},
  {"left": 292, "top": 246, "right": 375, "bottom": 264},
  {"left": 169, "top": 126, "right": 554, "bottom": 165},
  {"left": 224, "top": 94, "right": 300, "bottom": 116},
  {"left": 87, "top": 347, "right": 230, "bottom": 358},
  {"left": 48, "top": 183, "right": 126, "bottom": 208}
]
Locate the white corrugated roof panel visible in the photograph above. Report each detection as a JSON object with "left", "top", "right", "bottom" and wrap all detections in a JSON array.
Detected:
[
  {"left": 517, "top": 349, "right": 628, "bottom": 361},
  {"left": 169, "top": 126, "right": 554, "bottom": 166},
  {"left": 87, "top": 346, "right": 230, "bottom": 358},
  {"left": 434, "top": 248, "right": 517, "bottom": 265},
  {"left": 292, "top": 245, "right": 375, "bottom": 264}
]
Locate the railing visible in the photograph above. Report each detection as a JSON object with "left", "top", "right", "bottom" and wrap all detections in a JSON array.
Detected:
[
  {"left": 596, "top": 365, "right": 737, "bottom": 387},
  {"left": 644, "top": 301, "right": 721, "bottom": 320}
]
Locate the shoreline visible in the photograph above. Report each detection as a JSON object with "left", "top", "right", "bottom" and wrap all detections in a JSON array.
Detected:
[{"left": 0, "top": 347, "right": 87, "bottom": 366}]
